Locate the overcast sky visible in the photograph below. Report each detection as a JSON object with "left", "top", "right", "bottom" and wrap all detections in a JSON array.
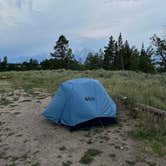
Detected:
[{"left": 0, "top": 0, "right": 165, "bottom": 60}]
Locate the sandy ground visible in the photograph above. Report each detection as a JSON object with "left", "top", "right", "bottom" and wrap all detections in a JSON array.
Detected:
[{"left": 0, "top": 90, "right": 166, "bottom": 166}]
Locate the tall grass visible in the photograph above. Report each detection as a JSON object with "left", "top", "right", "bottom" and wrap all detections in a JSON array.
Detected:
[
  {"left": 0, "top": 70, "right": 166, "bottom": 110},
  {"left": 128, "top": 112, "right": 166, "bottom": 156}
]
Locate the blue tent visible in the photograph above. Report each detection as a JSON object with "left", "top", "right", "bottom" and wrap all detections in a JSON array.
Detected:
[{"left": 42, "top": 78, "right": 117, "bottom": 127}]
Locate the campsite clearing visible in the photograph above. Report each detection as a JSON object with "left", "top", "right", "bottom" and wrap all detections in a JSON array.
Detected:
[{"left": 0, "top": 70, "right": 166, "bottom": 166}]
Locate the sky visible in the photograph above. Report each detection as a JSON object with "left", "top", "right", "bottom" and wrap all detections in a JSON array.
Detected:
[{"left": 0, "top": 0, "right": 165, "bottom": 62}]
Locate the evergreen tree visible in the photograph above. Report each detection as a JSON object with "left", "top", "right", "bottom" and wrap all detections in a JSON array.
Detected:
[
  {"left": 117, "top": 33, "right": 124, "bottom": 70},
  {"left": 103, "top": 36, "right": 116, "bottom": 70},
  {"left": 29, "top": 59, "right": 39, "bottom": 70},
  {"left": 139, "top": 44, "right": 155, "bottom": 73},
  {"left": 3, "top": 56, "right": 8, "bottom": 66},
  {"left": 51, "top": 35, "right": 74, "bottom": 69},
  {"left": 123, "top": 40, "right": 132, "bottom": 70},
  {"left": 0, "top": 58, "right": 2, "bottom": 71},
  {"left": 113, "top": 42, "right": 119, "bottom": 70},
  {"left": 21, "top": 59, "right": 39, "bottom": 70},
  {"left": 130, "top": 46, "right": 140, "bottom": 71},
  {"left": 85, "top": 51, "right": 103, "bottom": 70},
  {"left": 97, "top": 49, "right": 104, "bottom": 69},
  {"left": 98, "top": 48, "right": 104, "bottom": 68},
  {"left": 0, "top": 56, "right": 8, "bottom": 71},
  {"left": 139, "top": 44, "right": 147, "bottom": 71},
  {"left": 85, "top": 52, "right": 95, "bottom": 70},
  {"left": 64, "top": 48, "right": 74, "bottom": 69},
  {"left": 151, "top": 34, "right": 166, "bottom": 72}
]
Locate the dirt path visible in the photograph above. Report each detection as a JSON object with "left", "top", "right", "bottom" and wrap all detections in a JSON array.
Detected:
[{"left": 0, "top": 91, "right": 165, "bottom": 166}]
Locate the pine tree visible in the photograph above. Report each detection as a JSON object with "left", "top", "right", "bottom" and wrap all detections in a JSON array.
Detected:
[
  {"left": 0, "top": 56, "right": 8, "bottom": 71},
  {"left": 130, "top": 46, "right": 140, "bottom": 71},
  {"left": 51, "top": 35, "right": 68, "bottom": 59},
  {"left": 103, "top": 36, "right": 116, "bottom": 70},
  {"left": 151, "top": 34, "right": 166, "bottom": 72},
  {"left": 29, "top": 59, "right": 39, "bottom": 70},
  {"left": 0, "top": 58, "right": 2, "bottom": 71},
  {"left": 85, "top": 51, "right": 103, "bottom": 70},
  {"left": 117, "top": 33, "right": 124, "bottom": 70},
  {"left": 3, "top": 56, "right": 8, "bottom": 66},
  {"left": 85, "top": 52, "right": 95, "bottom": 70},
  {"left": 98, "top": 49, "right": 104, "bottom": 68},
  {"left": 123, "top": 40, "right": 131, "bottom": 70},
  {"left": 113, "top": 42, "right": 119, "bottom": 70},
  {"left": 97, "top": 49, "right": 104, "bottom": 69},
  {"left": 51, "top": 35, "right": 74, "bottom": 69},
  {"left": 139, "top": 44, "right": 147, "bottom": 71},
  {"left": 139, "top": 44, "right": 155, "bottom": 73}
]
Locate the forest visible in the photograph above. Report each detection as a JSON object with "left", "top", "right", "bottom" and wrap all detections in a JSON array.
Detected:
[{"left": 0, "top": 33, "right": 165, "bottom": 73}]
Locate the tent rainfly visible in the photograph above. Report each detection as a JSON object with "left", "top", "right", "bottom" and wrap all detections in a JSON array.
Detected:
[{"left": 42, "top": 78, "right": 117, "bottom": 127}]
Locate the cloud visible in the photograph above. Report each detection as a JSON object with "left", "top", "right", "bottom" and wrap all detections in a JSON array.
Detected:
[
  {"left": 0, "top": 0, "right": 165, "bottom": 59},
  {"left": 0, "top": 0, "right": 34, "bottom": 26}
]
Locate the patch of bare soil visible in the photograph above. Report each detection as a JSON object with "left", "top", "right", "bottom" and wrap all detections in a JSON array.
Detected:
[{"left": 0, "top": 91, "right": 165, "bottom": 166}]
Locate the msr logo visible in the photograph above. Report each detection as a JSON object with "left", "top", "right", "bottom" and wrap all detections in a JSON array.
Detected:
[{"left": 85, "top": 96, "right": 95, "bottom": 102}]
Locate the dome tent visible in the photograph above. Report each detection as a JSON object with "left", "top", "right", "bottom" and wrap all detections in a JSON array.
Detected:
[{"left": 42, "top": 78, "right": 117, "bottom": 127}]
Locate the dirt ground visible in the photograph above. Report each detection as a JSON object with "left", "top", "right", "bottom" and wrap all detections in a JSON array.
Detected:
[{"left": 0, "top": 90, "right": 166, "bottom": 166}]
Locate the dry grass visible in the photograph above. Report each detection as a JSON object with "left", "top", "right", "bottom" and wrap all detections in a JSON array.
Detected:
[
  {"left": 79, "top": 149, "right": 102, "bottom": 165},
  {"left": 128, "top": 112, "right": 166, "bottom": 156},
  {"left": 0, "top": 70, "right": 165, "bottom": 110}
]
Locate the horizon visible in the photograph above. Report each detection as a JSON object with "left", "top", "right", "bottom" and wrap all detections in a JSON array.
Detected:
[{"left": 0, "top": 0, "right": 165, "bottom": 63}]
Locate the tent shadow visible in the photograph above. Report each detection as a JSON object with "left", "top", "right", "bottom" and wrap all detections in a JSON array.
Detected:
[{"left": 67, "top": 117, "right": 118, "bottom": 132}]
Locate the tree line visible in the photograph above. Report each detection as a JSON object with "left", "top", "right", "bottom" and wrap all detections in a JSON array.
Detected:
[{"left": 0, "top": 33, "right": 166, "bottom": 72}]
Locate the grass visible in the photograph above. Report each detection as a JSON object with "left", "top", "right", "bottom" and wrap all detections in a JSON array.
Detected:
[
  {"left": 31, "top": 162, "right": 41, "bottom": 166},
  {"left": 0, "top": 151, "right": 7, "bottom": 159},
  {"left": 0, "top": 99, "right": 13, "bottom": 106},
  {"left": 125, "top": 160, "right": 136, "bottom": 166},
  {"left": 0, "top": 70, "right": 165, "bottom": 110},
  {"left": 5, "top": 163, "right": 16, "bottom": 166},
  {"left": 128, "top": 113, "right": 166, "bottom": 156},
  {"left": 79, "top": 149, "right": 102, "bottom": 165},
  {"left": 146, "top": 161, "right": 156, "bottom": 166},
  {"left": 62, "top": 161, "right": 72, "bottom": 166}
]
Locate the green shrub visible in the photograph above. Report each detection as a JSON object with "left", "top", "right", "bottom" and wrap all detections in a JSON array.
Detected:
[{"left": 79, "top": 149, "right": 102, "bottom": 165}]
